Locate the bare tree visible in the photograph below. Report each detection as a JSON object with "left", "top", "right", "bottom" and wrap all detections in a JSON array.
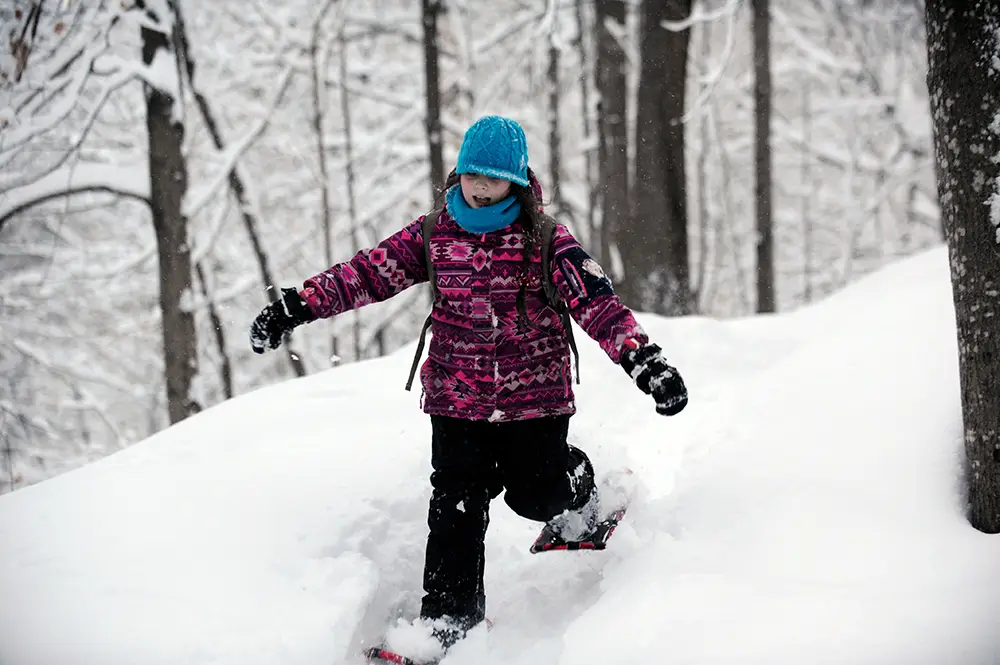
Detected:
[
  {"left": 926, "top": 0, "right": 1000, "bottom": 533},
  {"left": 800, "top": 78, "right": 814, "bottom": 303},
  {"left": 141, "top": 0, "right": 199, "bottom": 423},
  {"left": 574, "top": 0, "right": 599, "bottom": 252},
  {"left": 1, "top": 1, "right": 206, "bottom": 425},
  {"left": 310, "top": 0, "right": 341, "bottom": 364},
  {"left": 337, "top": 22, "right": 363, "bottom": 361},
  {"left": 183, "top": 26, "right": 307, "bottom": 378},
  {"left": 692, "top": 13, "right": 712, "bottom": 307},
  {"left": 194, "top": 261, "right": 233, "bottom": 400},
  {"left": 546, "top": 3, "right": 563, "bottom": 208},
  {"left": 1, "top": 0, "right": 945, "bottom": 491},
  {"left": 0, "top": 3, "right": 147, "bottom": 221},
  {"left": 621, "top": 0, "right": 694, "bottom": 314},
  {"left": 593, "top": 0, "right": 628, "bottom": 268},
  {"left": 422, "top": 0, "right": 445, "bottom": 201},
  {"left": 753, "top": 0, "right": 775, "bottom": 312},
  {"left": 311, "top": 0, "right": 339, "bottom": 269}
]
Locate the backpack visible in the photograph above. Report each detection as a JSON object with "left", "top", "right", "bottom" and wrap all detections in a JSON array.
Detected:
[{"left": 405, "top": 208, "right": 580, "bottom": 391}]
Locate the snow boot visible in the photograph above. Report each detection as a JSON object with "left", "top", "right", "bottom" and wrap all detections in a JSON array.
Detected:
[{"left": 545, "top": 449, "right": 599, "bottom": 542}]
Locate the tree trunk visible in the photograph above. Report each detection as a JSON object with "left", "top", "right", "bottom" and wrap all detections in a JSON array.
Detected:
[
  {"left": 311, "top": 6, "right": 336, "bottom": 269},
  {"left": 574, "top": 0, "right": 598, "bottom": 252},
  {"left": 801, "top": 78, "right": 813, "bottom": 304},
  {"left": 693, "top": 17, "right": 711, "bottom": 308},
  {"left": 311, "top": 2, "right": 340, "bottom": 366},
  {"left": 623, "top": 0, "right": 693, "bottom": 315},
  {"left": 754, "top": 0, "right": 775, "bottom": 313},
  {"left": 141, "top": 3, "right": 199, "bottom": 424},
  {"left": 422, "top": 0, "right": 445, "bottom": 200},
  {"left": 547, "top": 37, "right": 562, "bottom": 208},
  {"left": 194, "top": 261, "right": 233, "bottom": 400},
  {"left": 594, "top": 0, "right": 628, "bottom": 269},
  {"left": 926, "top": 0, "right": 1000, "bottom": 534},
  {"left": 337, "top": 26, "right": 363, "bottom": 361}
]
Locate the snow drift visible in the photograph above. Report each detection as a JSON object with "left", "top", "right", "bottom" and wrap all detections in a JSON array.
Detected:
[{"left": 2, "top": 247, "right": 998, "bottom": 665}]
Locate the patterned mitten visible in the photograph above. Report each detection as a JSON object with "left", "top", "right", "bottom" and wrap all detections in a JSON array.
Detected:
[
  {"left": 250, "top": 287, "right": 316, "bottom": 354},
  {"left": 620, "top": 343, "right": 688, "bottom": 416}
]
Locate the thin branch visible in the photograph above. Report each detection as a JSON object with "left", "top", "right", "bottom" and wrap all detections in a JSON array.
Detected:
[
  {"left": 0, "top": 164, "right": 150, "bottom": 232},
  {"left": 184, "top": 66, "right": 294, "bottom": 218}
]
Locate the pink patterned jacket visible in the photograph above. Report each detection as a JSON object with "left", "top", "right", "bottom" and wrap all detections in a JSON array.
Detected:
[{"left": 300, "top": 204, "right": 648, "bottom": 422}]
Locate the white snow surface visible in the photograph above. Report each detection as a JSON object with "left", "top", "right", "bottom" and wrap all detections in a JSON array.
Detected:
[{"left": 2, "top": 247, "right": 999, "bottom": 665}]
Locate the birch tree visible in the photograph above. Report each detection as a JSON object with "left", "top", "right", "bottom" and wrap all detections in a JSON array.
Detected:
[{"left": 925, "top": 0, "right": 1000, "bottom": 534}]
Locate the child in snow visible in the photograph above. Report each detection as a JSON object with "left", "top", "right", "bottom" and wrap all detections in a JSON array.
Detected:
[{"left": 249, "top": 115, "right": 687, "bottom": 652}]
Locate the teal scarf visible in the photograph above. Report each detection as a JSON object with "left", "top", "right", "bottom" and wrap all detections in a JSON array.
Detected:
[{"left": 446, "top": 185, "right": 521, "bottom": 234}]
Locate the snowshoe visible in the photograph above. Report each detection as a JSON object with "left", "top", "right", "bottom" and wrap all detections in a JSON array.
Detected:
[
  {"left": 364, "top": 646, "right": 437, "bottom": 665},
  {"left": 530, "top": 467, "right": 634, "bottom": 553},
  {"left": 363, "top": 618, "right": 493, "bottom": 665}
]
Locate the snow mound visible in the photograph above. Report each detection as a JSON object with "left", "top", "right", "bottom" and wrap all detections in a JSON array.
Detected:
[{"left": 2, "top": 247, "right": 998, "bottom": 665}]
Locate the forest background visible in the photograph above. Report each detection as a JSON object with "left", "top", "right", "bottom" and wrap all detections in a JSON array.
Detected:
[{"left": 0, "top": 0, "right": 939, "bottom": 493}]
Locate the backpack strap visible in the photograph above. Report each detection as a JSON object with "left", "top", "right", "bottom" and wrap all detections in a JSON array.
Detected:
[
  {"left": 538, "top": 216, "right": 581, "bottom": 385},
  {"left": 407, "top": 209, "right": 580, "bottom": 391},
  {"left": 421, "top": 208, "right": 440, "bottom": 303},
  {"left": 405, "top": 207, "right": 443, "bottom": 391}
]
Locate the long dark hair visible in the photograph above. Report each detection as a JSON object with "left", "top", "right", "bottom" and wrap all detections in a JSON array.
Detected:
[{"left": 435, "top": 167, "right": 543, "bottom": 283}]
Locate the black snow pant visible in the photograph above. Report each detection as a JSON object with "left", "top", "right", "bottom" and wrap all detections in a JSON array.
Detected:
[{"left": 420, "top": 414, "right": 595, "bottom": 630}]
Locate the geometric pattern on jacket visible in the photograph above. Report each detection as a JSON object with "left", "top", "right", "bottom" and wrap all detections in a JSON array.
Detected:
[{"left": 301, "top": 203, "right": 648, "bottom": 422}]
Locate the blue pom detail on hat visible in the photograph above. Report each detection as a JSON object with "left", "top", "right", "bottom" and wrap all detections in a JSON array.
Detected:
[{"left": 455, "top": 115, "right": 530, "bottom": 187}]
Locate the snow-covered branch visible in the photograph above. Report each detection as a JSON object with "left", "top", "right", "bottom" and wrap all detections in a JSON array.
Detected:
[
  {"left": 8, "top": 338, "right": 136, "bottom": 394},
  {"left": 770, "top": 7, "right": 862, "bottom": 77},
  {"left": 676, "top": 0, "right": 742, "bottom": 124},
  {"left": 184, "top": 66, "right": 294, "bottom": 218},
  {"left": 0, "top": 163, "right": 150, "bottom": 232},
  {"left": 2, "top": 3, "right": 121, "bottom": 145}
]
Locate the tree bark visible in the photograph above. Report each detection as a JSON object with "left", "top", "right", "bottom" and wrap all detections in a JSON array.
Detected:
[
  {"left": 195, "top": 261, "right": 234, "bottom": 400},
  {"left": 338, "top": 26, "right": 363, "bottom": 361},
  {"left": 547, "top": 37, "right": 562, "bottom": 207},
  {"left": 801, "top": 78, "right": 814, "bottom": 304},
  {"left": 311, "top": 5, "right": 336, "bottom": 269},
  {"left": 141, "top": 2, "right": 199, "bottom": 424},
  {"left": 622, "top": 0, "right": 693, "bottom": 315},
  {"left": 310, "top": 1, "right": 340, "bottom": 366},
  {"left": 422, "top": 0, "right": 445, "bottom": 200},
  {"left": 754, "top": 0, "right": 775, "bottom": 313},
  {"left": 574, "top": 0, "right": 598, "bottom": 252},
  {"left": 926, "top": 0, "right": 1000, "bottom": 533},
  {"left": 594, "top": 0, "right": 628, "bottom": 268},
  {"left": 693, "top": 17, "right": 711, "bottom": 307}
]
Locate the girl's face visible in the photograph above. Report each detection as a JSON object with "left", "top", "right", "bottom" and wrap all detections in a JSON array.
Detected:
[{"left": 460, "top": 173, "right": 512, "bottom": 208}]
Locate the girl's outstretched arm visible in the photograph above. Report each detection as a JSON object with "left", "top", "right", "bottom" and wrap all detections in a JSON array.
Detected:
[
  {"left": 301, "top": 218, "right": 429, "bottom": 319},
  {"left": 548, "top": 224, "right": 648, "bottom": 362},
  {"left": 548, "top": 223, "right": 688, "bottom": 416}
]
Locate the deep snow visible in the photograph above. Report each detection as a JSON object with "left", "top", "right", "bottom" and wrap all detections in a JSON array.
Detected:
[{"left": 2, "top": 247, "right": 999, "bottom": 665}]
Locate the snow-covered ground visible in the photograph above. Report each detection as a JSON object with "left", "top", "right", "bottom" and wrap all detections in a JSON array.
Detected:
[{"left": 2, "top": 246, "right": 998, "bottom": 665}]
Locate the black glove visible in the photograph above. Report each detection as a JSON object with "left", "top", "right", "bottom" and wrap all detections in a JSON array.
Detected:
[
  {"left": 619, "top": 343, "right": 688, "bottom": 416},
  {"left": 249, "top": 287, "right": 316, "bottom": 354}
]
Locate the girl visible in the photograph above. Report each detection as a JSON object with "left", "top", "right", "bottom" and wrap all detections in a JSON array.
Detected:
[{"left": 249, "top": 115, "right": 687, "bottom": 655}]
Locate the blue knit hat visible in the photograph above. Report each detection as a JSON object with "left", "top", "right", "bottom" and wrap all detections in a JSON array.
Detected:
[{"left": 455, "top": 115, "right": 529, "bottom": 187}]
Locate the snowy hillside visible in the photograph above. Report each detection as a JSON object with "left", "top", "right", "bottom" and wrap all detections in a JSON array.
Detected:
[{"left": 2, "top": 247, "right": 998, "bottom": 665}]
